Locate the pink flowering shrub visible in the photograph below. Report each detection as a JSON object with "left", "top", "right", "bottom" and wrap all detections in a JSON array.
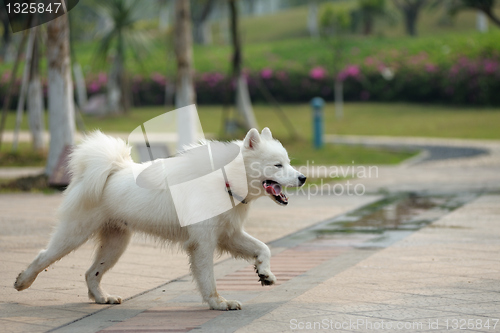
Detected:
[
  {"left": 443, "top": 57, "right": 500, "bottom": 104},
  {"left": 309, "top": 66, "right": 327, "bottom": 80},
  {"left": 1, "top": 54, "right": 500, "bottom": 108},
  {"left": 260, "top": 68, "right": 273, "bottom": 79},
  {"left": 337, "top": 65, "right": 361, "bottom": 81}
]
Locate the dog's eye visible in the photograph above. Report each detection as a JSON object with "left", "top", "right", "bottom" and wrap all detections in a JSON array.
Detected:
[{"left": 274, "top": 164, "right": 283, "bottom": 168}]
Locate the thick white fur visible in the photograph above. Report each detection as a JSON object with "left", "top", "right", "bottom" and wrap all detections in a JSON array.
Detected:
[{"left": 14, "top": 128, "right": 305, "bottom": 310}]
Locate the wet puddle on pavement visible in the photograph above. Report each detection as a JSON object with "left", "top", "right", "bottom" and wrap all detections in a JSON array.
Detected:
[
  {"left": 314, "top": 193, "right": 476, "bottom": 234},
  {"left": 272, "top": 193, "right": 479, "bottom": 249}
]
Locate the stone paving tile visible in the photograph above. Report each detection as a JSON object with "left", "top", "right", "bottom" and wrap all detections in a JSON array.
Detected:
[
  {"left": 479, "top": 313, "right": 500, "bottom": 323},
  {"left": 387, "top": 286, "right": 487, "bottom": 297},
  {"left": 0, "top": 301, "right": 96, "bottom": 320},
  {"left": 382, "top": 294, "right": 491, "bottom": 308},
  {"left": 237, "top": 313, "right": 367, "bottom": 333},
  {"left": 297, "top": 301, "right": 404, "bottom": 314},
  {"left": 415, "top": 316, "right": 500, "bottom": 333},
  {"left": 97, "top": 307, "right": 222, "bottom": 332},
  {"left": 217, "top": 243, "right": 352, "bottom": 292},
  {"left": 458, "top": 280, "right": 500, "bottom": 293},
  {"left": 167, "top": 292, "right": 258, "bottom": 305},
  {"left": 425, "top": 301, "right": 500, "bottom": 316},
  {"left": 1, "top": 286, "right": 90, "bottom": 306},
  {"left": 0, "top": 318, "right": 53, "bottom": 333},
  {"left": 439, "top": 291, "right": 500, "bottom": 303},
  {"left": 0, "top": 303, "right": 99, "bottom": 332},
  {"left": 348, "top": 307, "right": 462, "bottom": 322},
  {"left": 237, "top": 318, "right": 344, "bottom": 333},
  {"left": 270, "top": 304, "right": 344, "bottom": 320}
]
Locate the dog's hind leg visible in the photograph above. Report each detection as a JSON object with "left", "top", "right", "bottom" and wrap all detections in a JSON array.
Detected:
[
  {"left": 85, "top": 225, "right": 131, "bottom": 304},
  {"left": 14, "top": 219, "right": 96, "bottom": 291},
  {"left": 186, "top": 237, "right": 242, "bottom": 311}
]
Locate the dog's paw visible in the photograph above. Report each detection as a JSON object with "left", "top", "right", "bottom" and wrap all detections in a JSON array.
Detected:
[
  {"left": 14, "top": 271, "right": 34, "bottom": 291},
  {"left": 209, "top": 297, "right": 242, "bottom": 311},
  {"left": 93, "top": 295, "right": 122, "bottom": 304},
  {"left": 105, "top": 295, "right": 122, "bottom": 304},
  {"left": 89, "top": 291, "right": 122, "bottom": 304},
  {"left": 256, "top": 268, "right": 276, "bottom": 286}
]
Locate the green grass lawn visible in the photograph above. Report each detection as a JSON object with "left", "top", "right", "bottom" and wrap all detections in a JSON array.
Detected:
[
  {"left": 1, "top": 4, "right": 499, "bottom": 78},
  {"left": 77, "top": 103, "right": 500, "bottom": 140},
  {"left": 5, "top": 102, "right": 500, "bottom": 140},
  {"left": 240, "top": 2, "right": 500, "bottom": 43},
  {"left": 0, "top": 142, "right": 46, "bottom": 167},
  {"left": 3, "top": 102, "right": 499, "bottom": 167},
  {"left": 283, "top": 140, "right": 414, "bottom": 166},
  {"left": 51, "top": 29, "right": 500, "bottom": 76}
]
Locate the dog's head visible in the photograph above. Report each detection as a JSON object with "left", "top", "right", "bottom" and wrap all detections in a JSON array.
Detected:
[{"left": 242, "top": 128, "right": 306, "bottom": 206}]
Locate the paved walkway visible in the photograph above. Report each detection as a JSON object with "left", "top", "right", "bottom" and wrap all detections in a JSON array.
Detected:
[
  {"left": 3, "top": 193, "right": 496, "bottom": 333},
  {"left": 1, "top": 133, "right": 500, "bottom": 333},
  {"left": 0, "top": 167, "right": 45, "bottom": 179},
  {"left": 0, "top": 192, "right": 380, "bottom": 332}
]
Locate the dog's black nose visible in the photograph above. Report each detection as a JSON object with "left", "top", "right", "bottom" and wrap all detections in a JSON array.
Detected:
[{"left": 298, "top": 175, "right": 307, "bottom": 185}]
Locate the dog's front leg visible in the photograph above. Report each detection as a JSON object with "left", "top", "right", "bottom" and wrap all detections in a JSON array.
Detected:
[
  {"left": 222, "top": 230, "right": 276, "bottom": 286},
  {"left": 186, "top": 239, "right": 242, "bottom": 310}
]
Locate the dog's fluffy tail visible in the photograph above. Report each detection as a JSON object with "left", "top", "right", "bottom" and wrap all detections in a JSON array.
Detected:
[{"left": 68, "top": 130, "right": 132, "bottom": 205}]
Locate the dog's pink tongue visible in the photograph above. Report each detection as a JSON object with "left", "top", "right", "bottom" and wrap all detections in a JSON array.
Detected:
[{"left": 264, "top": 185, "right": 273, "bottom": 195}]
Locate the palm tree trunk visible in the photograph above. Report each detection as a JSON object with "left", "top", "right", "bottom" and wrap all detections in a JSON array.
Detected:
[
  {"left": 12, "top": 28, "right": 36, "bottom": 151},
  {"left": 394, "top": 0, "right": 426, "bottom": 37},
  {"left": 0, "top": 32, "right": 28, "bottom": 150},
  {"left": 174, "top": 0, "right": 195, "bottom": 108},
  {"left": 73, "top": 63, "right": 88, "bottom": 109},
  {"left": 193, "top": 0, "right": 215, "bottom": 45},
  {"left": 158, "top": 0, "right": 171, "bottom": 31},
  {"left": 307, "top": 1, "right": 319, "bottom": 38},
  {"left": 107, "top": 54, "right": 123, "bottom": 114},
  {"left": 28, "top": 29, "right": 45, "bottom": 152},
  {"left": 174, "top": 0, "right": 197, "bottom": 150},
  {"left": 235, "top": 74, "right": 258, "bottom": 130},
  {"left": 194, "top": 20, "right": 213, "bottom": 45},
  {"left": 404, "top": 8, "right": 418, "bottom": 36},
  {"left": 46, "top": 14, "right": 75, "bottom": 177},
  {"left": 229, "top": 0, "right": 258, "bottom": 130},
  {"left": 484, "top": 9, "right": 500, "bottom": 27},
  {"left": 0, "top": 8, "right": 13, "bottom": 62},
  {"left": 363, "top": 15, "right": 373, "bottom": 35}
]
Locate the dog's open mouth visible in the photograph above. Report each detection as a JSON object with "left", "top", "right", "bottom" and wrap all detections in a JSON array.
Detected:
[{"left": 262, "top": 180, "right": 288, "bottom": 206}]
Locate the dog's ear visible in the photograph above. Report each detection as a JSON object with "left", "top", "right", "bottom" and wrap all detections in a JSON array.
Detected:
[
  {"left": 243, "top": 128, "right": 261, "bottom": 149},
  {"left": 261, "top": 127, "right": 272, "bottom": 140}
]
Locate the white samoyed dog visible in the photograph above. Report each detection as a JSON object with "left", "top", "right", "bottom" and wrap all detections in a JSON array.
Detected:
[{"left": 14, "top": 127, "right": 306, "bottom": 310}]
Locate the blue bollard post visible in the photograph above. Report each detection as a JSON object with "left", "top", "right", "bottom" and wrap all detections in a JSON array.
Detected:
[{"left": 311, "top": 97, "right": 325, "bottom": 149}]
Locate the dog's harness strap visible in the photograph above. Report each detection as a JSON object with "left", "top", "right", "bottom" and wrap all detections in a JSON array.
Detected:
[{"left": 225, "top": 183, "right": 248, "bottom": 204}]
